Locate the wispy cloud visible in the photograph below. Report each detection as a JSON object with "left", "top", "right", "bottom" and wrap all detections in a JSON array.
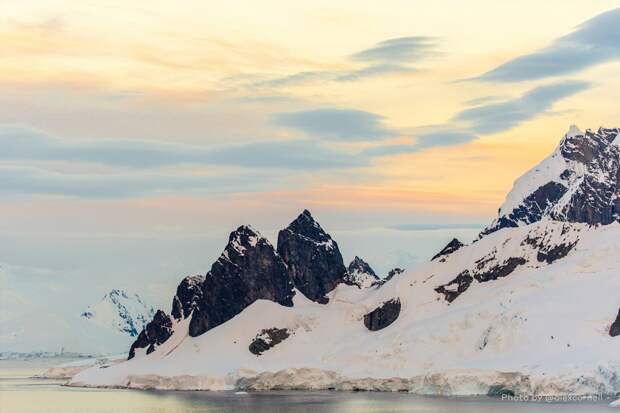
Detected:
[
  {"left": 206, "top": 139, "right": 368, "bottom": 169},
  {"left": 0, "top": 125, "right": 368, "bottom": 170},
  {"left": 0, "top": 126, "right": 204, "bottom": 168},
  {"left": 365, "top": 80, "right": 590, "bottom": 155},
  {"left": 255, "top": 36, "right": 437, "bottom": 87},
  {"left": 453, "top": 80, "right": 591, "bottom": 133},
  {"left": 274, "top": 108, "right": 397, "bottom": 141},
  {"left": 350, "top": 36, "right": 437, "bottom": 63},
  {"left": 0, "top": 166, "right": 274, "bottom": 198},
  {"left": 475, "top": 8, "right": 620, "bottom": 82}
]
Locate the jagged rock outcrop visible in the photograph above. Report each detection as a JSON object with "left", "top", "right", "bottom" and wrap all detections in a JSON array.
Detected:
[
  {"left": 435, "top": 270, "right": 474, "bottom": 303},
  {"left": 188, "top": 225, "right": 295, "bottom": 337},
  {"left": 171, "top": 275, "right": 205, "bottom": 320},
  {"left": 344, "top": 256, "right": 380, "bottom": 288},
  {"left": 483, "top": 126, "right": 620, "bottom": 236},
  {"left": 431, "top": 238, "right": 464, "bottom": 261},
  {"left": 128, "top": 310, "right": 173, "bottom": 359},
  {"left": 363, "top": 298, "right": 401, "bottom": 331},
  {"left": 249, "top": 328, "right": 291, "bottom": 355},
  {"left": 610, "top": 309, "right": 620, "bottom": 337},
  {"left": 385, "top": 268, "right": 405, "bottom": 282},
  {"left": 277, "top": 210, "right": 347, "bottom": 303}
]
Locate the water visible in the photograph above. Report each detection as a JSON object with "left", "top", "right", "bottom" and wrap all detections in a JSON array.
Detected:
[{"left": 0, "top": 361, "right": 613, "bottom": 413}]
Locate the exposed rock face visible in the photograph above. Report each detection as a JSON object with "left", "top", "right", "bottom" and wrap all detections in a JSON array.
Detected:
[
  {"left": 431, "top": 238, "right": 464, "bottom": 261},
  {"left": 385, "top": 268, "right": 405, "bottom": 282},
  {"left": 171, "top": 275, "right": 205, "bottom": 320},
  {"left": 482, "top": 182, "right": 568, "bottom": 236},
  {"left": 474, "top": 257, "right": 527, "bottom": 283},
  {"left": 345, "top": 256, "right": 380, "bottom": 288},
  {"left": 483, "top": 127, "right": 620, "bottom": 236},
  {"left": 363, "top": 298, "right": 401, "bottom": 331},
  {"left": 249, "top": 327, "right": 291, "bottom": 355},
  {"left": 189, "top": 225, "right": 295, "bottom": 337},
  {"left": 522, "top": 223, "right": 580, "bottom": 264},
  {"left": 128, "top": 310, "right": 173, "bottom": 359},
  {"left": 610, "top": 309, "right": 620, "bottom": 337},
  {"left": 277, "top": 210, "right": 347, "bottom": 303},
  {"left": 435, "top": 271, "right": 474, "bottom": 303}
]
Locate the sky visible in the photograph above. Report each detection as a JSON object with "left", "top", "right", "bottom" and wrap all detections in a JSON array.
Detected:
[{"left": 1, "top": 1, "right": 620, "bottom": 344}]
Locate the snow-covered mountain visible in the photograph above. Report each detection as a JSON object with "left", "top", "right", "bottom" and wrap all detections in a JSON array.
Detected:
[
  {"left": 72, "top": 126, "right": 620, "bottom": 397},
  {"left": 482, "top": 125, "right": 620, "bottom": 235},
  {"left": 0, "top": 288, "right": 155, "bottom": 355},
  {"left": 81, "top": 289, "right": 155, "bottom": 337}
]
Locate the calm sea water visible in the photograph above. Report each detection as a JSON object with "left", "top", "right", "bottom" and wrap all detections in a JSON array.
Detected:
[{"left": 0, "top": 360, "right": 613, "bottom": 413}]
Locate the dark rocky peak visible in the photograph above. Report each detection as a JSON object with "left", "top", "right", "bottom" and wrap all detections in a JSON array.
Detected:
[
  {"left": 171, "top": 274, "right": 205, "bottom": 320},
  {"left": 344, "top": 256, "right": 380, "bottom": 288},
  {"left": 431, "top": 238, "right": 464, "bottom": 261},
  {"left": 128, "top": 310, "right": 174, "bottom": 359},
  {"left": 559, "top": 126, "right": 618, "bottom": 164},
  {"left": 283, "top": 209, "right": 333, "bottom": 245},
  {"left": 188, "top": 225, "right": 295, "bottom": 337},
  {"left": 218, "top": 225, "right": 268, "bottom": 263},
  {"left": 277, "top": 210, "right": 348, "bottom": 303},
  {"left": 347, "top": 256, "right": 377, "bottom": 278}
]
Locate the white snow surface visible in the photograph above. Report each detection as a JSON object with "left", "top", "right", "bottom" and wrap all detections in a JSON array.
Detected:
[{"left": 71, "top": 220, "right": 620, "bottom": 395}]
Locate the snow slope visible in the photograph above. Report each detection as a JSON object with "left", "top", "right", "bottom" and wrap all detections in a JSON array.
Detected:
[
  {"left": 71, "top": 219, "right": 620, "bottom": 395},
  {"left": 71, "top": 126, "right": 620, "bottom": 395}
]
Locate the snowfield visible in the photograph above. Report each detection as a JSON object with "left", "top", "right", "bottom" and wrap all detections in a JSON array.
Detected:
[{"left": 71, "top": 219, "right": 620, "bottom": 396}]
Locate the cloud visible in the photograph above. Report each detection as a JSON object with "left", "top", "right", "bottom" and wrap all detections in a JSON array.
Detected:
[
  {"left": 364, "top": 80, "right": 589, "bottom": 156},
  {"left": 274, "top": 108, "right": 396, "bottom": 141},
  {"left": 0, "top": 125, "right": 368, "bottom": 170},
  {"left": 0, "top": 166, "right": 274, "bottom": 198},
  {"left": 362, "top": 130, "right": 478, "bottom": 156},
  {"left": 334, "top": 64, "right": 415, "bottom": 82},
  {"left": 453, "top": 80, "right": 591, "bottom": 133},
  {"left": 476, "top": 8, "right": 620, "bottom": 82},
  {"left": 414, "top": 130, "right": 478, "bottom": 149},
  {"left": 254, "top": 36, "right": 437, "bottom": 87},
  {"left": 0, "top": 126, "right": 205, "bottom": 168},
  {"left": 206, "top": 140, "right": 368, "bottom": 169},
  {"left": 350, "top": 36, "right": 437, "bottom": 63}
]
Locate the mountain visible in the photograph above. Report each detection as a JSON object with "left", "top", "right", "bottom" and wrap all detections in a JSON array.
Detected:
[
  {"left": 0, "top": 289, "right": 155, "bottom": 355},
  {"left": 72, "top": 126, "right": 620, "bottom": 397},
  {"left": 482, "top": 126, "right": 620, "bottom": 235},
  {"left": 344, "top": 256, "right": 380, "bottom": 288},
  {"left": 81, "top": 289, "right": 155, "bottom": 337}
]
